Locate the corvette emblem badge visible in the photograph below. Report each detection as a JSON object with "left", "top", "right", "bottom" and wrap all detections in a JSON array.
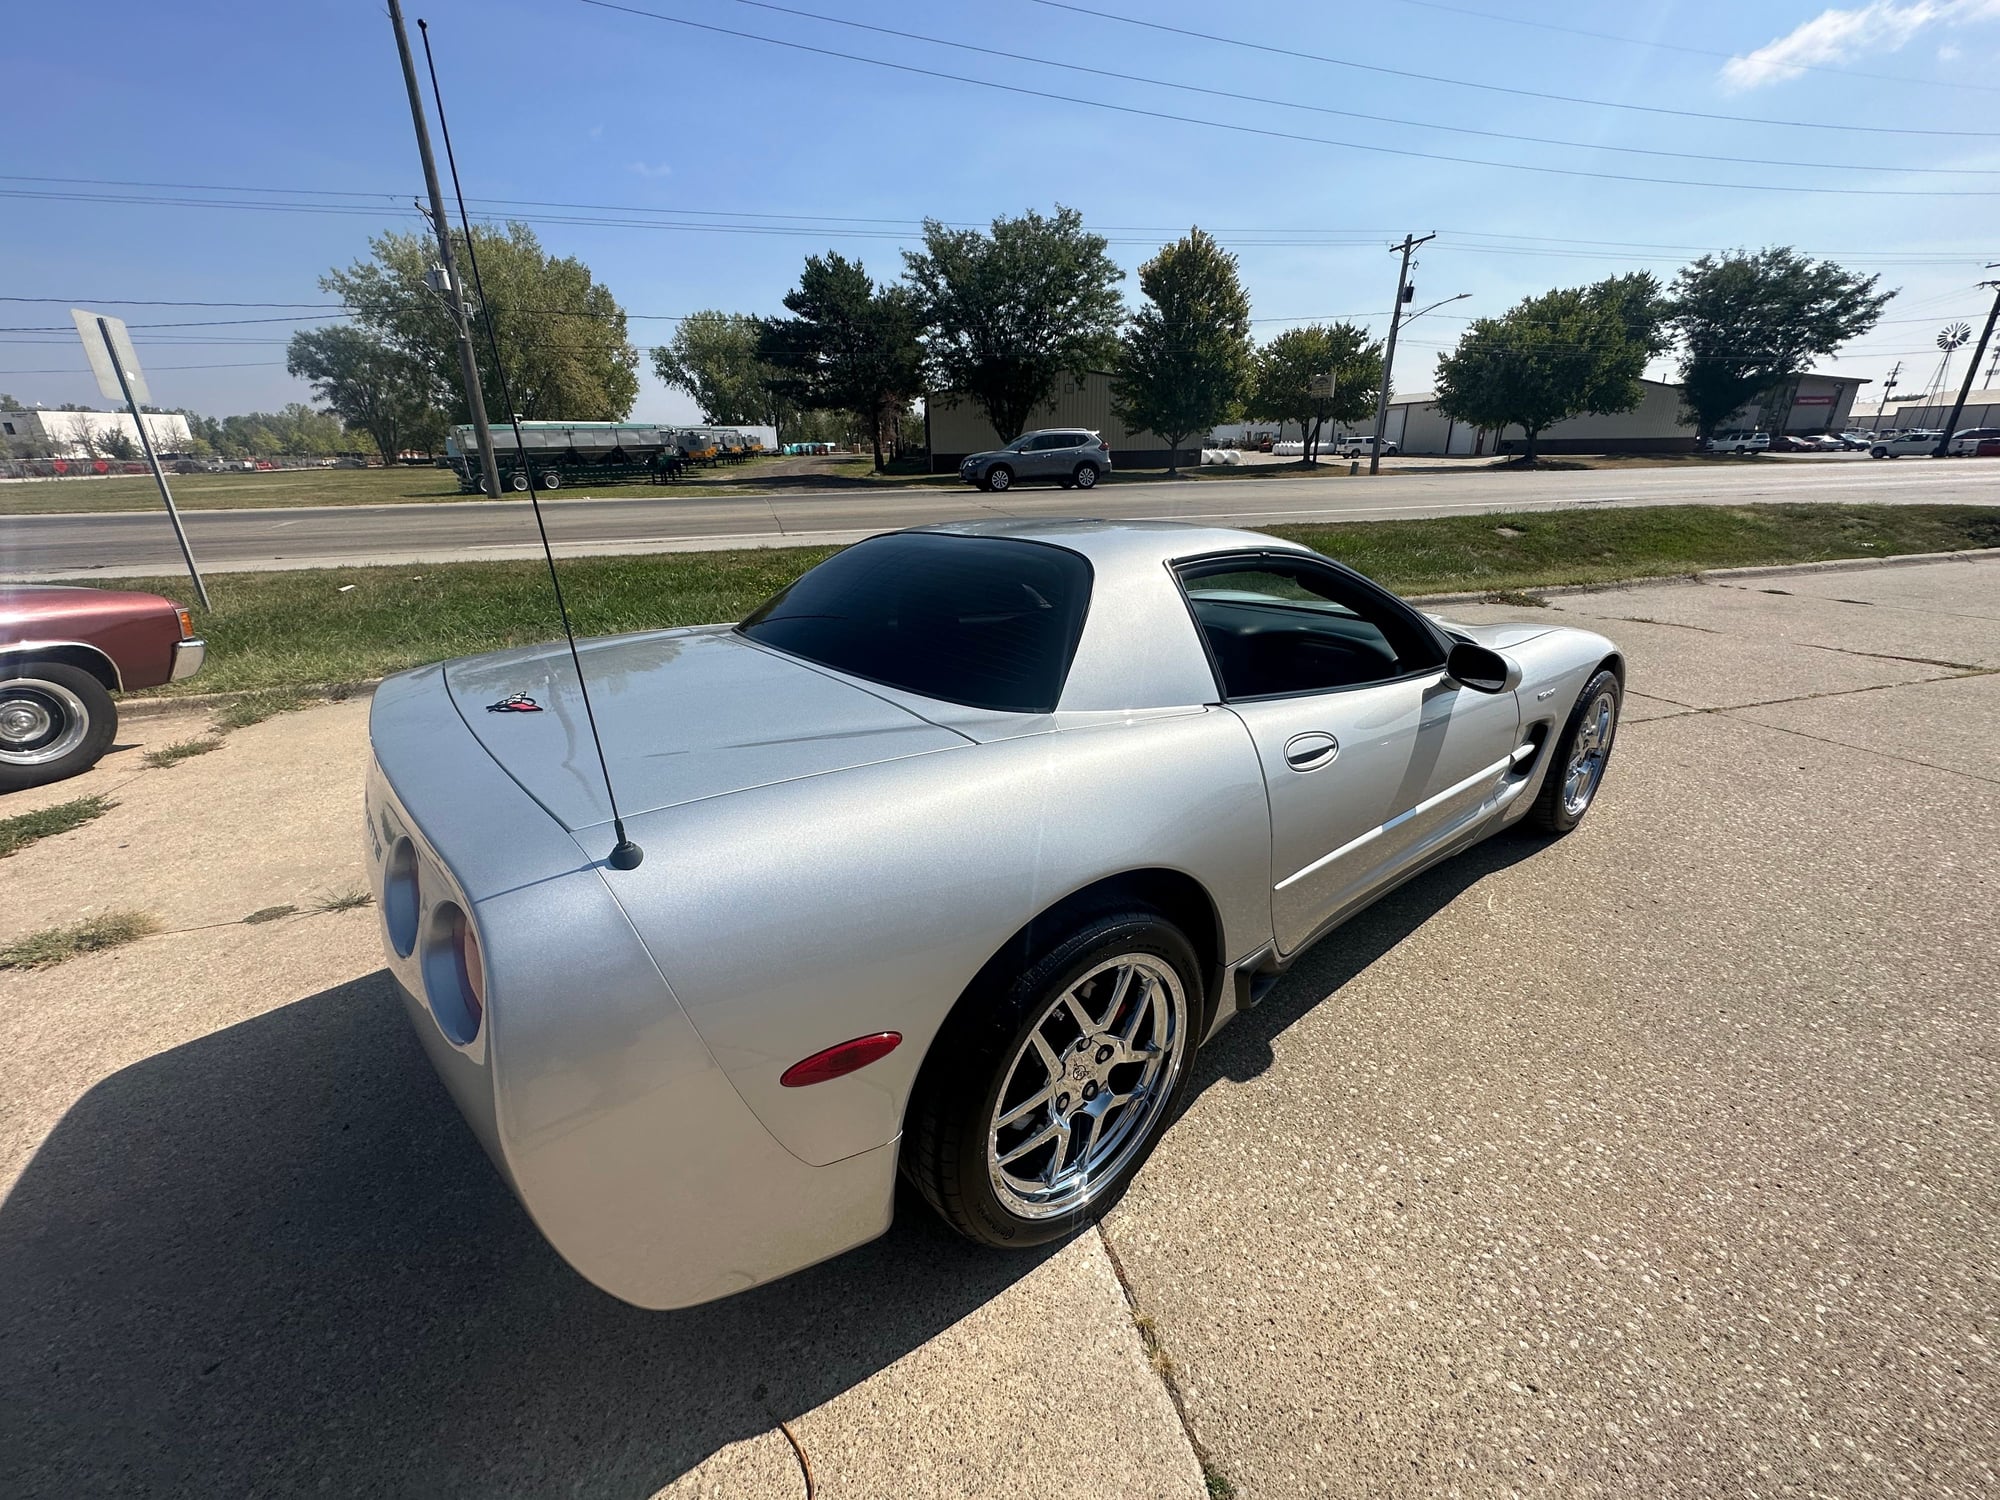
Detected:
[{"left": 487, "top": 692, "right": 544, "bottom": 713}]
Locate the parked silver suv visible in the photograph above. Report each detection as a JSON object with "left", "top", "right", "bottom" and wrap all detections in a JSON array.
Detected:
[{"left": 958, "top": 428, "right": 1112, "bottom": 492}]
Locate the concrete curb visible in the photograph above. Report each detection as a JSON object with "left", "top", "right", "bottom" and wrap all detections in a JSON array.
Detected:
[
  {"left": 1407, "top": 546, "right": 1997, "bottom": 608},
  {"left": 115, "top": 547, "right": 1995, "bottom": 711}
]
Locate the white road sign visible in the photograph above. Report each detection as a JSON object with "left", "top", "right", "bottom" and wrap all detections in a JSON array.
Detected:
[{"left": 70, "top": 308, "right": 151, "bottom": 405}]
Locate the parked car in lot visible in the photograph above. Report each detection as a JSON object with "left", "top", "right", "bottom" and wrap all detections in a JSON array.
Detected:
[
  {"left": 1333, "top": 433, "right": 1398, "bottom": 458},
  {"left": 958, "top": 428, "right": 1112, "bottom": 491},
  {"left": 1948, "top": 426, "right": 2000, "bottom": 455},
  {"left": 1, "top": 585, "right": 205, "bottom": 792},
  {"left": 1706, "top": 430, "right": 1771, "bottom": 454},
  {"left": 367, "top": 518, "right": 1624, "bottom": 1308},
  {"left": 1870, "top": 430, "right": 1944, "bottom": 458}
]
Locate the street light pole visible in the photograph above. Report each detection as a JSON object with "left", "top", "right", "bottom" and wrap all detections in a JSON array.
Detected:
[
  {"left": 387, "top": 0, "right": 502, "bottom": 500},
  {"left": 1369, "top": 232, "right": 1434, "bottom": 475},
  {"left": 1932, "top": 266, "right": 2000, "bottom": 458}
]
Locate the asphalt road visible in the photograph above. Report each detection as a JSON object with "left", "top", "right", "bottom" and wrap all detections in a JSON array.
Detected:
[
  {"left": 7, "top": 457, "right": 1997, "bottom": 577},
  {"left": 2, "top": 554, "right": 1994, "bottom": 1497}
]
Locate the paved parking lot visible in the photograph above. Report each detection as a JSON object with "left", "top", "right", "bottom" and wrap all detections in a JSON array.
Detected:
[{"left": 1, "top": 555, "right": 1993, "bottom": 1498}]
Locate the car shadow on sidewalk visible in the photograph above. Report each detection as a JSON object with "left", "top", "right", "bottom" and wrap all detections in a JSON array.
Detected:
[
  {"left": 1190, "top": 829, "right": 1549, "bottom": 1092},
  {"left": 0, "top": 970, "right": 1063, "bottom": 1498}
]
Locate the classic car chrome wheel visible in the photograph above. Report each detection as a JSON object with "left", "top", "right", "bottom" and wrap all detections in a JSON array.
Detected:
[
  {"left": 1529, "top": 666, "right": 1621, "bottom": 834},
  {"left": 0, "top": 663, "right": 117, "bottom": 793},
  {"left": 987, "top": 953, "right": 1188, "bottom": 1219}
]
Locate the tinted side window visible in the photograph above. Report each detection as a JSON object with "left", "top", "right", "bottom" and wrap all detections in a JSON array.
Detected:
[
  {"left": 1177, "top": 558, "right": 1443, "bottom": 699},
  {"left": 740, "top": 533, "right": 1093, "bottom": 713}
]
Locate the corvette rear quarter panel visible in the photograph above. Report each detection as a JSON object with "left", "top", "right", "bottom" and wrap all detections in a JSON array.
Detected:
[
  {"left": 370, "top": 667, "right": 897, "bottom": 1309},
  {"left": 588, "top": 704, "right": 1274, "bottom": 1168}
]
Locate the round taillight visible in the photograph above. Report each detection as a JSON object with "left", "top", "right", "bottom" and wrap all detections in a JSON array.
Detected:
[
  {"left": 384, "top": 838, "right": 420, "bottom": 957},
  {"left": 422, "top": 901, "right": 484, "bottom": 1045}
]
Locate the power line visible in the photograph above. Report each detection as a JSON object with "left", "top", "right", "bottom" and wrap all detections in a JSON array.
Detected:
[
  {"left": 571, "top": 1, "right": 2000, "bottom": 195},
  {"left": 1025, "top": 0, "right": 2000, "bottom": 138},
  {"left": 721, "top": 0, "right": 2000, "bottom": 176},
  {"left": 1388, "top": 0, "right": 2000, "bottom": 95}
]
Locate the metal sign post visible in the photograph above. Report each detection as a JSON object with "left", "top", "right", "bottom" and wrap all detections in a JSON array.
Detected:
[{"left": 70, "top": 308, "right": 210, "bottom": 609}]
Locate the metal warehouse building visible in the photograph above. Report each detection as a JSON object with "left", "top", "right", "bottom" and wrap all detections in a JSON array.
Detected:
[
  {"left": 1379, "top": 372, "right": 1870, "bottom": 456},
  {"left": 925, "top": 371, "right": 1198, "bottom": 472}
]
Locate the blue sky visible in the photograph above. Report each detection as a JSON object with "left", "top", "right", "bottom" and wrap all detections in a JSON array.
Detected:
[{"left": 5, "top": 0, "right": 1998, "bottom": 424}]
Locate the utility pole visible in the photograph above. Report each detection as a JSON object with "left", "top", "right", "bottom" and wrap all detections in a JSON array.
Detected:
[
  {"left": 1933, "top": 267, "right": 2000, "bottom": 457},
  {"left": 388, "top": 0, "right": 502, "bottom": 500},
  {"left": 1369, "top": 232, "right": 1433, "bottom": 475}
]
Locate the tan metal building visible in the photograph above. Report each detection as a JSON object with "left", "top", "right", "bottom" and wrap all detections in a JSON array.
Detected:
[
  {"left": 1381, "top": 372, "right": 1869, "bottom": 456},
  {"left": 925, "top": 371, "right": 1198, "bottom": 472}
]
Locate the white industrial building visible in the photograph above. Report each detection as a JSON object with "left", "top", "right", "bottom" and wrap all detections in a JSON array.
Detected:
[
  {"left": 0, "top": 407, "right": 193, "bottom": 458},
  {"left": 1851, "top": 388, "right": 2000, "bottom": 432}
]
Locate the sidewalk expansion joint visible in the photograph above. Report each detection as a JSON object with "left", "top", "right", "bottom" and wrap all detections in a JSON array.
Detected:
[
  {"left": 1095, "top": 1224, "right": 1234, "bottom": 1499},
  {"left": 1636, "top": 668, "right": 1995, "bottom": 723}
]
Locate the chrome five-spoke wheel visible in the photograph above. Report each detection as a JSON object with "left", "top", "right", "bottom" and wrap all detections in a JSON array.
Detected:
[
  {"left": 1530, "top": 666, "right": 1622, "bottom": 834},
  {"left": 1562, "top": 687, "right": 1618, "bottom": 817},
  {"left": 988, "top": 953, "right": 1188, "bottom": 1219}
]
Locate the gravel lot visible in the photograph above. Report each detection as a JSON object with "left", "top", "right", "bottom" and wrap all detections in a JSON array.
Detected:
[{"left": 1, "top": 555, "right": 1993, "bottom": 1498}]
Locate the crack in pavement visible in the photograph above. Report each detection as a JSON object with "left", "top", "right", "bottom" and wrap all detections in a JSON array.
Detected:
[{"left": 1095, "top": 1224, "right": 1224, "bottom": 1497}]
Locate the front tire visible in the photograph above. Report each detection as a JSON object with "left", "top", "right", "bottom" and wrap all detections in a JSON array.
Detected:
[
  {"left": 0, "top": 661, "right": 117, "bottom": 794},
  {"left": 984, "top": 465, "right": 1013, "bottom": 493},
  {"left": 1529, "top": 668, "right": 1621, "bottom": 834},
  {"left": 905, "top": 910, "right": 1201, "bottom": 1248},
  {"left": 1871, "top": 447, "right": 1889, "bottom": 458}
]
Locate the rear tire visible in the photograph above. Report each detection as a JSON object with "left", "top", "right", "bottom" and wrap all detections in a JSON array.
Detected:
[
  {"left": 905, "top": 909, "right": 1201, "bottom": 1248},
  {"left": 1529, "top": 668, "right": 1621, "bottom": 834},
  {"left": 541, "top": 470, "right": 562, "bottom": 490},
  {"left": 1073, "top": 463, "right": 1099, "bottom": 489},
  {"left": 509, "top": 471, "right": 530, "bottom": 491},
  {"left": 0, "top": 661, "right": 117, "bottom": 794}
]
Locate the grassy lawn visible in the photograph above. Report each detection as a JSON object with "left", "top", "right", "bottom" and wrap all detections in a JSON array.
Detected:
[
  {"left": 0, "top": 454, "right": 958, "bottom": 515},
  {"left": 84, "top": 502, "right": 1997, "bottom": 698}
]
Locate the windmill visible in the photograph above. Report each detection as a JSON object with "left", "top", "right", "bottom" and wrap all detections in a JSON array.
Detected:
[{"left": 1929, "top": 322, "right": 1972, "bottom": 400}]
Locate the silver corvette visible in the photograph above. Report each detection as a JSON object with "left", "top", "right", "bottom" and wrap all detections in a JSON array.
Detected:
[{"left": 366, "top": 520, "right": 1623, "bottom": 1308}]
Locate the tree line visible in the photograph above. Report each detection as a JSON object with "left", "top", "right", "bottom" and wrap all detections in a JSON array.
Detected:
[{"left": 10, "top": 213, "right": 1893, "bottom": 470}]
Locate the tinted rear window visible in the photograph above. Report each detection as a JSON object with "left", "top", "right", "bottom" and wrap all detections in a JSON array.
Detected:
[{"left": 739, "top": 533, "right": 1093, "bottom": 713}]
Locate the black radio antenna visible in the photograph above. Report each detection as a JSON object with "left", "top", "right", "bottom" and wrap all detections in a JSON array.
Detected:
[{"left": 416, "top": 16, "right": 642, "bottom": 870}]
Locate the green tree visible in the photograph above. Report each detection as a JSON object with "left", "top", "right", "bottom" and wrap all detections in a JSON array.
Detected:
[
  {"left": 651, "top": 310, "right": 789, "bottom": 433},
  {"left": 0, "top": 393, "right": 22, "bottom": 410},
  {"left": 1668, "top": 248, "right": 1892, "bottom": 441},
  {"left": 760, "top": 252, "right": 925, "bottom": 471},
  {"left": 287, "top": 325, "right": 441, "bottom": 465},
  {"left": 323, "top": 221, "right": 638, "bottom": 424},
  {"left": 1110, "top": 228, "right": 1254, "bottom": 474},
  {"left": 1433, "top": 280, "right": 1656, "bottom": 462},
  {"left": 1247, "top": 323, "right": 1385, "bottom": 466},
  {"left": 902, "top": 206, "right": 1124, "bottom": 443},
  {"left": 99, "top": 428, "right": 139, "bottom": 461}
]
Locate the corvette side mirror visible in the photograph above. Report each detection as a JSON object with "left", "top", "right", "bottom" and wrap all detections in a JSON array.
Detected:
[{"left": 1446, "top": 640, "right": 1521, "bottom": 695}]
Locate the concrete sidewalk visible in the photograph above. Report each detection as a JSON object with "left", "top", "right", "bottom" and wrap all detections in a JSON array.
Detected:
[{"left": 1, "top": 558, "right": 1993, "bottom": 1497}]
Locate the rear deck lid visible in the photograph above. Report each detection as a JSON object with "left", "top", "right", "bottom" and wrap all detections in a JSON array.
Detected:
[{"left": 444, "top": 624, "right": 971, "bottom": 830}]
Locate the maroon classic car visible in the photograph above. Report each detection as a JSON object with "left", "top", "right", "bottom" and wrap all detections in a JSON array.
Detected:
[{"left": 0, "top": 585, "right": 205, "bottom": 792}]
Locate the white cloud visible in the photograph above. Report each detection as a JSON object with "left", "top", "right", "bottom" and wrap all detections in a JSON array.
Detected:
[
  {"left": 1721, "top": 0, "right": 2000, "bottom": 89},
  {"left": 628, "top": 161, "right": 673, "bottom": 178},
  {"left": 1938, "top": 39, "right": 1964, "bottom": 55}
]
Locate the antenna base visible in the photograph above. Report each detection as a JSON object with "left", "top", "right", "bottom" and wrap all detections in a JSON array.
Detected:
[{"left": 608, "top": 839, "right": 644, "bottom": 871}]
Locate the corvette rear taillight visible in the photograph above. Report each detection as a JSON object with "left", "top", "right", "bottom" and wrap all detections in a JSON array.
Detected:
[
  {"left": 422, "top": 900, "right": 484, "bottom": 1045},
  {"left": 781, "top": 1032, "right": 902, "bottom": 1087}
]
